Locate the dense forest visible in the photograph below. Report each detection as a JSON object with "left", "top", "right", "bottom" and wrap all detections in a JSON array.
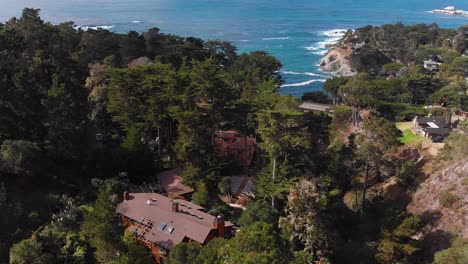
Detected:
[
  {"left": 1, "top": 9, "right": 467, "bottom": 264},
  {"left": 339, "top": 23, "right": 464, "bottom": 72}
]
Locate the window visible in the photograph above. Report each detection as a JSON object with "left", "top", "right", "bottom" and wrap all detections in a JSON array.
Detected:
[
  {"left": 164, "top": 226, "right": 175, "bottom": 234},
  {"left": 158, "top": 223, "right": 167, "bottom": 231}
]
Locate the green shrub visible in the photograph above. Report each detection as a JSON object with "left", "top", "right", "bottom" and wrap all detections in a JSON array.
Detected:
[
  {"left": 440, "top": 192, "right": 459, "bottom": 207},
  {"left": 372, "top": 101, "right": 427, "bottom": 121},
  {"left": 383, "top": 63, "right": 405, "bottom": 73},
  {"left": 462, "top": 177, "right": 468, "bottom": 186},
  {"left": 302, "top": 91, "right": 331, "bottom": 104},
  {"left": 333, "top": 105, "right": 353, "bottom": 125}
]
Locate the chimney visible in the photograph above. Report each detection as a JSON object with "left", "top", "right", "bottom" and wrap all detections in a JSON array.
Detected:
[
  {"left": 213, "top": 214, "right": 225, "bottom": 238},
  {"left": 123, "top": 191, "right": 129, "bottom": 201},
  {"left": 172, "top": 201, "right": 179, "bottom": 212}
]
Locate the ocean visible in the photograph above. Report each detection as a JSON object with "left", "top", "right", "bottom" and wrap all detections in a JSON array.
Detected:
[{"left": 2, "top": 0, "right": 468, "bottom": 96}]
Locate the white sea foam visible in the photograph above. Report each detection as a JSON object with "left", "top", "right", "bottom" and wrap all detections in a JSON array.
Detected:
[
  {"left": 305, "top": 45, "right": 318, "bottom": 51},
  {"left": 281, "top": 70, "right": 302, "bottom": 75},
  {"left": 281, "top": 71, "right": 326, "bottom": 77},
  {"left": 261, "top": 37, "right": 291, "bottom": 40},
  {"left": 239, "top": 39, "right": 251, "bottom": 42},
  {"left": 320, "top": 29, "right": 348, "bottom": 37},
  {"left": 132, "top": 20, "right": 141, "bottom": 23},
  {"left": 281, "top": 79, "right": 327, "bottom": 87},
  {"left": 74, "top": 25, "right": 115, "bottom": 31},
  {"left": 316, "top": 37, "right": 342, "bottom": 48},
  {"left": 312, "top": 50, "right": 328, "bottom": 55},
  {"left": 304, "top": 40, "right": 335, "bottom": 53},
  {"left": 305, "top": 28, "right": 349, "bottom": 55},
  {"left": 304, "top": 72, "right": 327, "bottom": 77}
]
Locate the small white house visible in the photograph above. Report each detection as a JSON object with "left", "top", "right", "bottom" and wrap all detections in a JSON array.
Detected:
[{"left": 423, "top": 60, "right": 442, "bottom": 71}]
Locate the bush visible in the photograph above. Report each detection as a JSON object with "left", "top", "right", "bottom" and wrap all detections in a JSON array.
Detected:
[
  {"left": 462, "top": 177, "right": 468, "bottom": 186},
  {"left": 192, "top": 182, "right": 210, "bottom": 207},
  {"left": 302, "top": 91, "right": 331, "bottom": 104},
  {"left": 372, "top": 101, "right": 428, "bottom": 121},
  {"left": 383, "top": 63, "right": 405, "bottom": 73},
  {"left": 333, "top": 105, "right": 353, "bottom": 125},
  {"left": 440, "top": 191, "right": 459, "bottom": 207}
]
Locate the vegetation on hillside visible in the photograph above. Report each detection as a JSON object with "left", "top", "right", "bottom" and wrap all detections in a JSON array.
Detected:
[{"left": 1, "top": 9, "right": 467, "bottom": 264}]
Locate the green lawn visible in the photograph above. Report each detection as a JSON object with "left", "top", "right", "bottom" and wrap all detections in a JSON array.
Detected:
[
  {"left": 396, "top": 122, "right": 422, "bottom": 145},
  {"left": 400, "top": 129, "right": 420, "bottom": 144}
]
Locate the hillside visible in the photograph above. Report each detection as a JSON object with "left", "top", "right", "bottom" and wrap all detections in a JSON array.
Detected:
[
  {"left": 408, "top": 158, "right": 468, "bottom": 237},
  {"left": 321, "top": 23, "right": 465, "bottom": 74}
]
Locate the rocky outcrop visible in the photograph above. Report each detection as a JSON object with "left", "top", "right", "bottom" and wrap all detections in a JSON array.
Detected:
[
  {"left": 407, "top": 158, "right": 468, "bottom": 238},
  {"left": 319, "top": 47, "right": 356, "bottom": 77}
]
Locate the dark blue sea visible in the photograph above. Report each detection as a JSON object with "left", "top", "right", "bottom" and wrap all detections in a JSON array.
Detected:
[{"left": 2, "top": 0, "right": 468, "bottom": 96}]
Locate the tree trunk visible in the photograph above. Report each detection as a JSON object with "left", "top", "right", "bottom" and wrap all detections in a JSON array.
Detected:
[
  {"left": 157, "top": 126, "right": 161, "bottom": 156},
  {"left": 361, "top": 161, "right": 370, "bottom": 213},
  {"left": 211, "top": 109, "right": 216, "bottom": 147},
  {"left": 353, "top": 183, "right": 359, "bottom": 212},
  {"left": 271, "top": 152, "right": 277, "bottom": 208}
]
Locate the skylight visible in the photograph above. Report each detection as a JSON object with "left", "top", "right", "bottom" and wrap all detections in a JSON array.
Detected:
[
  {"left": 158, "top": 223, "right": 167, "bottom": 231},
  {"left": 164, "top": 226, "right": 175, "bottom": 234}
]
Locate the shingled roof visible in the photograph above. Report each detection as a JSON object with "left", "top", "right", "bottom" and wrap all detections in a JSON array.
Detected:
[
  {"left": 156, "top": 169, "right": 194, "bottom": 198},
  {"left": 116, "top": 193, "right": 234, "bottom": 249},
  {"left": 425, "top": 127, "right": 451, "bottom": 135},
  {"left": 415, "top": 116, "right": 447, "bottom": 128}
]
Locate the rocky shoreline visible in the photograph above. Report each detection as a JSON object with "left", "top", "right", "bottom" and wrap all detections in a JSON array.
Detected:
[
  {"left": 318, "top": 29, "right": 359, "bottom": 77},
  {"left": 319, "top": 46, "right": 356, "bottom": 77}
]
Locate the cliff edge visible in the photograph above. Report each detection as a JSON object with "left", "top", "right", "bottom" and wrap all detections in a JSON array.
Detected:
[{"left": 319, "top": 47, "right": 356, "bottom": 77}]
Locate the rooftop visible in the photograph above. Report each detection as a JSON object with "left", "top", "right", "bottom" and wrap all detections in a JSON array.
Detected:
[
  {"left": 116, "top": 193, "right": 234, "bottom": 249},
  {"left": 215, "top": 130, "right": 256, "bottom": 167},
  {"left": 415, "top": 116, "right": 447, "bottom": 128},
  {"left": 230, "top": 176, "right": 255, "bottom": 198},
  {"left": 424, "top": 127, "right": 451, "bottom": 135},
  {"left": 156, "top": 169, "right": 194, "bottom": 198},
  {"left": 423, "top": 60, "right": 442, "bottom": 65}
]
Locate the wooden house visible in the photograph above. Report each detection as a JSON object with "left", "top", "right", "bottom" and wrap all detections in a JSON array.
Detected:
[{"left": 116, "top": 192, "right": 234, "bottom": 263}]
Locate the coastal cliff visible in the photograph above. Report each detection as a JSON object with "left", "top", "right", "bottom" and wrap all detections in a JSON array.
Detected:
[
  {"left": 319, "top": 23, "right": 461, "bottom": 76},
  {"left": 319, "top": 47, "right": 356, "bottom": 76},
  {"left": 320, "top": 43, "right": 391, "bottom": 76}
]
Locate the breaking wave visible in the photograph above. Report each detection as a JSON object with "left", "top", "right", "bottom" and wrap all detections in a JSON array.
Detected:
[
  {"left": 281, "top": 71, "right": 326, "bottom": 77},
  {"left": 74, "top": 25, "right": 115, "bottom": 31},
  {"left": 261, "top": 37, "right": 291, "bottom": 40},
  {"left": 305, "top": 28, "right": 349, "bottom": 55},
  {"left": 281, "top": 79, "right": 327, "bottom": 87},
  {"left": 320, "top": 29, "right": 348, "bottom": 37}
]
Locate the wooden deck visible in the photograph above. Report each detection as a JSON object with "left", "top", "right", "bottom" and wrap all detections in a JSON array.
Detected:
[{"left": 299, "top": 102, "right": 334, "bottom": 115}]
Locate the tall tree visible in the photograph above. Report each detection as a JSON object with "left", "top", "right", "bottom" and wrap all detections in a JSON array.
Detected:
[
  {"left": 221, "top": 222, "right": 292, "bottom": 264},
  {"left": 256, "top": 96, "right": 307, "bottom": 207},
  {"left": 80, "top": 189, "right": 124, "bottom": 263},
  {"left": 190, "top": 57, "right": 233, "bottom": 145},
  {"left": 355, "top": 117, "right": 402, "bottom": 212},
  {"left": 279, "top": 179, "right": 337, "bottom": 263}
]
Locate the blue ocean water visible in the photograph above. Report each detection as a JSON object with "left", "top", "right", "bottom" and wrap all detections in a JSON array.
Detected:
[{"left": 2, "top": 0, "right": 468, "bottom": 96}]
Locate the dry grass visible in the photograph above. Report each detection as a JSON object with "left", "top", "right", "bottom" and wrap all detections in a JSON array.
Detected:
[{"left": 396, "top": 122, "right": 412, "bottom": 131}]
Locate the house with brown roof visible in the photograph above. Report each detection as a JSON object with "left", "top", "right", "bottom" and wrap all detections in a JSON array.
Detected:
[
  {"left": 116, "top": 192, "right": 234, "bottom": 263},
  {"left": 156, "top": 169, "right": 194, "bottom": 199},
  {"left": 214, "top": 130, "right": 255, "bottom": 168}
]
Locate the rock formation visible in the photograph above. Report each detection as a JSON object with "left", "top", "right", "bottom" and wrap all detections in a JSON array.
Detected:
[{"left": 319, "top": 46, "right": 356, "bottom": 77}]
